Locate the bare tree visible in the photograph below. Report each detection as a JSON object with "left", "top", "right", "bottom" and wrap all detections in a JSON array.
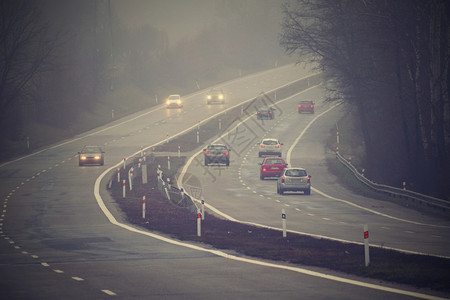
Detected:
[
  {"left": 0, "top": 0, "right": 60, "bottom": 140},
  {"left": 280, "top": 0, "right": 450, "bottom": 198}
]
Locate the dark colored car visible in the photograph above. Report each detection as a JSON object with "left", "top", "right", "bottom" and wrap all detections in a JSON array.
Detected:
[
  {"left": 257, "top": 106, "right": 275, "bottom": 119},
  {"left": 277, "top": 168, "right": 311, "bottom": 195},
  {"left": 206, "top": 88, "right": 225, "bottom": 104},
  {"left": 298, "top": 100, "right": 315, "bottom": 113},
  {"left": 203, "top": 144, "right": 230, "bottom": 166},
  {"left": 259, "top": 157, "right": 287, "bottom": 180},
  {"left": 78, "top": 146, "right": 104, "bottom": 166}
]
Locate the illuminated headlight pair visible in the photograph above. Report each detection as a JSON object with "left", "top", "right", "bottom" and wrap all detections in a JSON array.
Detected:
[{"left": 80, "top": 155, "right": 100, "bottom": 160}]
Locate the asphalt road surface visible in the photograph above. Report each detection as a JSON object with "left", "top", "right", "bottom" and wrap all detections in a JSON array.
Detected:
[{"left": 1, "top": 64, "right": 448, "bottom": 299}]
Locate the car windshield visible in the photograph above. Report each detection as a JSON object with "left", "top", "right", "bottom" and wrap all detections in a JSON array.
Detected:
[
  {"left": 285, "top": 169, "right": 307, "bottom": 177},
  {"left": 210, "top": 89, "right": 222, "bottom": 94},
  {"left": 83, "top": 146, "right": 101, "bottom": 153},
  {"left": 300, "top": 101, "right": 312, "bottom": 104},
  {"left": 208, "top": 145, "right": 226, "bottom": 150},
  {"left": 266, "top": 159, "right": 283, "bottom": 164},
  {"left": 168, "top": 95, "right": 180, "bottom": 100},
  {"left": 263, "top": 140, "right": 278, "bottom": 145}
]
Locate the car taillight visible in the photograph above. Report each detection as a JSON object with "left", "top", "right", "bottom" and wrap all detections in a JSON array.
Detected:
[
  {"left": 205, "top": 151, "right": 211, "bottom": 155},
  {"left": 262, "top": 167, "right": 267, "bottom": 172},
  {"left": 260, "top": 144, "right": 264, "bottom": 147},
  {"left": 257, "top": 112, "right": 261, "bottom": 114},
  {"left": 223, "top": 151, "right": 229, "bottom": 155},
  {"left": 310, "top": 105, "right": 314, "bottom": 108},
  {"left": 281, "top": 176, "right": 285, "bottom": 183},
  {"left": 269, "top": 111, "right": 272, "bottom": 114},
  {"left": 277, "top": 144, "right": 281, "bottom": 148},
  {"left": 307, "top": 176, "right": 311, "bottom": 183},
  {"left": 298, "top": 104, "right": 302, "bottom": 108}
]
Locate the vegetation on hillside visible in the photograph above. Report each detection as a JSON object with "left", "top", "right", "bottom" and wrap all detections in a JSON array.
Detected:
[{"left": 280, "top": 0, "right": 450, "bottom": 199}]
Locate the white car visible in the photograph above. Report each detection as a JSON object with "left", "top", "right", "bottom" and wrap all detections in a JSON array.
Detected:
[
  {"left": 166, "top": 94, "right": 183, "bottom": 108},
  {"left": 258, "top": 138, "right": 283, "bottom": 157}
]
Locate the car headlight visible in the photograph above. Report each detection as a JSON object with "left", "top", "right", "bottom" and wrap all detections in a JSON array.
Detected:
[
  {"left": 207, "top": 95, "right": 212, "bottom": 100},
  {"left": 94, "top": 155, "right": 101, "bottom": 160},
  {"left": 80, "top": 155, "right": 87, "bottom": 160},
  {"left": 219, "top": 94, "right": 224, "bottom": 99},
  {"left": 177, "top": 100, "right": 182, "bottom": 105}
]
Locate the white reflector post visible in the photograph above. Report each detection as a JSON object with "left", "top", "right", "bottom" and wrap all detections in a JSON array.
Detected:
[
  {"left": 197, "top": 209, "right": 201, "bottom": 237},
  {"left": 282, "top": 209, "right": 287, "bottom": 238},
  {"left": 364, "top": 224, "right": 370, "bottom": 267}
]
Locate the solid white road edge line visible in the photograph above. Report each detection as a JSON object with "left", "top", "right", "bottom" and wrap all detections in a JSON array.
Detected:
[{"left": 92, "top": 85, "right": 447, "bottom": 299}]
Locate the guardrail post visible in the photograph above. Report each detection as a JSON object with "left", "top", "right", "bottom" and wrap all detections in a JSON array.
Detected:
[
  {"left": 361, "top": 168, "right": 365, "bottom": 177},
  {"left": 282, "top": 209, "right": 287, "bottom": 238},
  {"left": 122, "top": 179, "right": 126, "bottom": 198},
  {"left": 167, "top": 156, "right": 171, "bottom": 170},
  {"left": 402, "top": 181, "right": 406, "bottom": 190}
]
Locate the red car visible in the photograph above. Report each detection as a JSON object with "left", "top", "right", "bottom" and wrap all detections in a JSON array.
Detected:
[
  {"left": 259, "top": 157, "right": 287, "bottom": 180},
  {"left": 298, "top": 100, "right": 315, "bottom": 113}
]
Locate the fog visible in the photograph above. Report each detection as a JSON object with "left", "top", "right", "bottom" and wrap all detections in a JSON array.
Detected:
[{"left": 114, "top": 0, "right": 217, "bottom": 44}]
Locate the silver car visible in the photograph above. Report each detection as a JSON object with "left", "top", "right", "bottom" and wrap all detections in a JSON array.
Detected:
[
  {"left": 258, "top": 138, "right": 283, "bottom": 157},
  {"left": 277, "top": 168, "right": 311, "bottom": 195}
]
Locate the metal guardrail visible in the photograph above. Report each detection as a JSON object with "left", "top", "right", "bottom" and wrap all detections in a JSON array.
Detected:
[
  {"left": 156, "top": 166, "right": 197, "bottom": 213},
  {"left": 336, "top": 152, "right": 450, "bottom": 212}
]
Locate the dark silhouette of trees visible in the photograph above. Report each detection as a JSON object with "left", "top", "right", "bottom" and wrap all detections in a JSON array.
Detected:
[
  {"left": 280, "top": 0, "right": 450, "bottom": 198},
  {"left": 0, "top": 0, "right": 60, "bottom": 140}
]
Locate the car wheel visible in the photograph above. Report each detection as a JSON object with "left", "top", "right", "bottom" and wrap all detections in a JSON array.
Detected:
[
  {"left": 79, "top": 162, "right": 83, "bottom": 166},
  {"left": 279, "top": 188, "right": 284, "bottom": 195},
  {"left": 305, "top": 188, "right": 311, "bottom": 195},
  {"left": 260, "top": 175, "right": 264, "bottom": 180},
  {"left": 258, "top": 153, "right": 262, "bottom": 157},
  {"left": 226, "top": 159, "right": 230, "bottom": 166},
  {"left": 204, "top": 159, "right": 209, "bottom": 166}
]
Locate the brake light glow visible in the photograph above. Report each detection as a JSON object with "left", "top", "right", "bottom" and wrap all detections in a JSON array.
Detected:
[
  {"left": 298, "top": 104, "right": 302, "bottom": 108},
  {"left": 307, "top": 176, "right": 311, "bottom": 183},
  {"left": 281, "top": 176, "right": 285, "bottom": 183},
  {"left": 277, "top": 144, "right": 281, "bottom": 148},
  {"left": 310, "top": 105, "right": 314, "bottom": 108},
  {"left": 260, "top": 144, "right": 264, "bottom": 147},
  {"left": 205, "top": 151, "right": 211, "bottom": 155},
  {"left": 223, "top": 151, "right": 229, "bottom": 155}
]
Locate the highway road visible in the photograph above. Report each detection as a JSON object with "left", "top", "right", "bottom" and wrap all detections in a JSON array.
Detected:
[
  {"left": 1, "top": 64, "right": 448, "bottom": 299},
  {"left": 181, "top": 86, "right": 450, "bottom": 258}
]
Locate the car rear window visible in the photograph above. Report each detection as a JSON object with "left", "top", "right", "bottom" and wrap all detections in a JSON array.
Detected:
[
  {"left": 285, "top": 169, "right": 307, "bottom": 177},
  {"left": 266, "top": 159, "right": 283, "bottom": 164},
  {"left": 208, "top": 145, "right": 226, "bottom": 150},
  {"left": 263, "top": 140, "right": 278, "bottom": 145}
]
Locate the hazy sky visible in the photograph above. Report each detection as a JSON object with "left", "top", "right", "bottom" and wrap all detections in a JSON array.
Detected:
[{"left": 113, "top": 0, "right": 217, "bottom": 43}]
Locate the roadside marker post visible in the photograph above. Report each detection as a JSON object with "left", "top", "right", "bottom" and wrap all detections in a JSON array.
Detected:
[
  {"left": 142, "top": 196, "right": 146, "bottom": 219},
  {"left": 123, "top": 157, "right": 126, "bottom": 169},
  {"left": 168, "top": 156, "right": 171, "bottom": 170},
  {"left": 364, "top": 224, "right": 370, "bottom": 267},
  {"left": 122, "top": 180, "right": 126, "bottom": 198},
  {"left": 129, "top": 168, "right": 133, "bottom": 191},
  {"left": 201, "top": 199, "right": 205, "bottom": 220},
  {"left": 117, "top": 168, "right": 120, "bottom": 183},
  {"left": 282, "top": 209, "right": 287, "bottom": 238},
  {"left": 142, "top": 164, "right": 147, "bottom": 184},
  {"left": 197, "top": 209, "right": 202, "bottom": 237}
]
